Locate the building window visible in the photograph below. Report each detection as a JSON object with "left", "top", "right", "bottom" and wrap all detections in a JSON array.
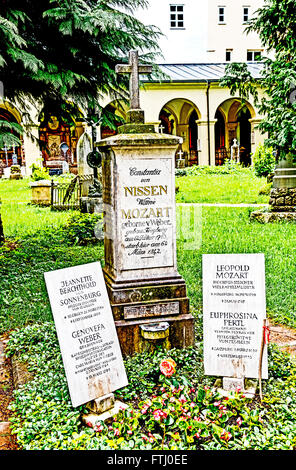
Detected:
[
  {"left": 226, "top": 49, "right": 232, "bottom": 62},
  {"left": 243, "top": 6, "right": 250, "bottom": 22},
  {"left": 218, "top": 6, "right": 225, "bottom": 23},
  {"left": 170, "top": 4, "right": 184, "bottom": 29},
  {"left": 247, "top": 50, "right": 262, "bottom": 61}
]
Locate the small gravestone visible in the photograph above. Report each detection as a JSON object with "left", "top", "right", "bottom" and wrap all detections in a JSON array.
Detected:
[
  {"left": 44, "top": 262, "right": 128, "bottom": 410},
  {"left": 77, "top": 131, "right": 93, "bottom": 178},
  {"left": 231, "top": 139, "right": 239, "bottom": 163},
  {"left": 203, "top": 254, "right": 268, "bottom": 393}
]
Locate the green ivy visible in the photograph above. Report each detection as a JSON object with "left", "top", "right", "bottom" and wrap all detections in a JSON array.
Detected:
[{"left": 6, "top": 322, "right": 296, "bottom": 450}]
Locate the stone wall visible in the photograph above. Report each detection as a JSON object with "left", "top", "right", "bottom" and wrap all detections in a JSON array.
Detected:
[{"left": 269, "top": 188, "right": 296, "bottom": 212}]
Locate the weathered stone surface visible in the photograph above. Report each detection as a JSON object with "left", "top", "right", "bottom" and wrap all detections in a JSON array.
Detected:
[
  {"left": 222, "top": 377, "right": 244, "bottom": 391},
  {"left": 203, "top": 254, "right": 268, "bottom": 380},
  {"left": 44, "top": 262, "right": 128, "bottom": 408},
  {"left": 80, "top": 196, "right": 102, "bottom": 214},
  {"left": 31, "top": 180, "right": 52, "bottom": 206},
  {"left": 114, "top": 314, "right": 194, "bottom": 357},
  {"left": 9, "top": 165, "right": 22, "bottom": 180},
  {"left": 250, "top": 210, "right": 296, "bottom": 223},
  {"left": 11, "top": 356, "right": 33, "bottom": 388},
  {"left": 86, "top": 393, "right": 115, "bottom": 414},
  {"left": 96, "top": 125, "right": 194, "bottom": 356},
  {"left": 82, "top": 401, "right": 128, "bottom": 426}
]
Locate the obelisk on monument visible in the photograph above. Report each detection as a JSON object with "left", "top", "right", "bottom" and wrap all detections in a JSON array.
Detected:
[{"left": 95, "top": 50, "right": 194, "bottom": 356}]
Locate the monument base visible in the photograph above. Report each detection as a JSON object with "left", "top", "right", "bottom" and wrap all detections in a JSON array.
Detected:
[
  {"left": 83, "top": 394, "right": 128, "bottom": 426},
  {"left": 104, "top": 270, "right": 195, "bottom": 356},
  {"left": 9, "top": 165, "right": 23, "bottom": 180},
  {"left": 215, "top": 377, "right": 258, "bottom": 399}
]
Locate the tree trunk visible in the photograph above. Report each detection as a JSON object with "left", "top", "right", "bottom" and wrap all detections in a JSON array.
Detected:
[{"left": 0, "top": 212, "right": 4, "bottom": 245}]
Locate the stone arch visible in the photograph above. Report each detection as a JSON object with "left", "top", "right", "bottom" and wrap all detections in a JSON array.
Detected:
[
  {"left": 0, "top": 100, "right": 22, "bottom": 124},
  {"left": 158, "top": 98, "right": 201, "bottom": 164},
  {"left": 214, "top": 98, "right": 255, "bottom": 166},
  {"left": 0, "top": 102, "right": 23, "bottom": 166}
]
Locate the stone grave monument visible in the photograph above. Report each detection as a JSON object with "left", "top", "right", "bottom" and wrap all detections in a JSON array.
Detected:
[
  {"left": 9, "top": 164, "right": 22, "bottom": 180},
  {"left": 231, "top": 139, "right": 239, "bottom": 163},
  {"left": 203, "top": 253, "right": 268, "bottom": 396},
  {"left": 77, "top": 130, "right": 93, "bottom": 179},
  {"left": 251, "top": 154, "right": 296, "bottom": 223},
  {"left": 44, "top": 261, "right": 128, "bottom": 423},
  {"left": 95, "top": 50, "right": 194, "bottom": 356}
]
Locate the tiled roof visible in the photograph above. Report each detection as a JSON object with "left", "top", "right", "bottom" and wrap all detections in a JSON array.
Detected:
[{"left": 143, "top": 62, "right": 264, "bottom": 82}]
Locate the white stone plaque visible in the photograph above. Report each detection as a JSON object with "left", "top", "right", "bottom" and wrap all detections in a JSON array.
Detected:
[
  {"left": 118, "top": 158, "right": 174, "bottom": 270},
  {"left": 44, "top": 262, "right": 128, "bottom": 407},
  {"left": 203, "top": 254, "right": 268, "bottom": 380}
]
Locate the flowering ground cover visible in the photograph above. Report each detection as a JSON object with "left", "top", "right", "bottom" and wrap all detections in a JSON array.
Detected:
[{"left": 5, "top": 322, "right": 296, "bottom": 450}]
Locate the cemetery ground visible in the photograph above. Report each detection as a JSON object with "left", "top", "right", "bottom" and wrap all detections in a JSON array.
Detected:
[{"left": 1, "top": 168, "right": 296, "bottom": 451}]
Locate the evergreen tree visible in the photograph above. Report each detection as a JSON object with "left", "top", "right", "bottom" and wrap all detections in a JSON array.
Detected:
[
  {"left": 220, "top": 0, "right": 296, "bottom": 158},
  {"left": 0, "top": 0, "right": 162, "bottom": 134}
]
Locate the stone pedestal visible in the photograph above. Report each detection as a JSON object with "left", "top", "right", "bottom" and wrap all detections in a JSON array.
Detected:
[
  {"left": 82, "top": 393, "right": 128, "bottom": 426},
  {"left": 31, "top": 180, "right": 52, "bottom": 206},
  {"left": 269, "top": 187, "right": 296, "bottom": 212},
  {"left": 139, "top": 322, "right": 171, "bottom": 353},
  {"left": 217, "top": 377, "right": 257, "bottom": 398},
  {"left": 251, "top": 156, "right": 296, "bottom": 222},
  {"left": 9, "top": 165, "right": 22, "bottom": 180},
  {"left": 96, "top": 112, "right": 194, "bottom": 356}
]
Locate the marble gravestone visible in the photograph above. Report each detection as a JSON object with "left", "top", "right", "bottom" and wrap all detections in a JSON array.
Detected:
[
  {"left": 44, "top": 262, "right": 128, "bottom": 408},
  {"left": 95, "top": 51, "right": 194, "bottom": 356},
  {"left": 203, "top": 254, "right": 268, "bottom": 383}
]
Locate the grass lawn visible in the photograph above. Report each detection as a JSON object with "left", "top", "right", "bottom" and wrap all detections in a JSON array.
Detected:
[
  {"left": 177, "top": 206, "right": 296, "bottom": 330},
  {"left": 0, "top": 178, "right": 67, "bottom": 238},
  {"left": 0, "top": 177, "right": 295, "bottom": 331},
  {"left": 176, "top": 169, "right": 269, "bottom": 204}
]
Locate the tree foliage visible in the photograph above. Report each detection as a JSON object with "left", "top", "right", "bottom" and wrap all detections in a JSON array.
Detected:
[
  {"left": 0, "top": 0, "right": 162, "bottom": 134},
  {"left": 220, "top": 0, "right": 296, "bottom": 157}
]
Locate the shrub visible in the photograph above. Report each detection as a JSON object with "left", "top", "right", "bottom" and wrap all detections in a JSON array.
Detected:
[
  {"left": 175, "top": 161, "right": 248, "bottom": 177},
  {"left": 30, "top": 164, "right": 50, "bottom": 181},
  {"left": 62, "top": 212, "right": 103, "bottom": 245},
  {"left": 253, "top": 144, "right": 276, "bottom": 178}
]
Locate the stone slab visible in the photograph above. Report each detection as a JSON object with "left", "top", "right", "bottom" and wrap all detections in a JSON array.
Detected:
[
  {"left": 203, "top": 253, "right": 268, "bottom": 380},
  {"left": 82, "top": 401, "right": 129, "bottom": 426},
  {"left": 44, "top": 262, "right": 128, "bottom": 408}
]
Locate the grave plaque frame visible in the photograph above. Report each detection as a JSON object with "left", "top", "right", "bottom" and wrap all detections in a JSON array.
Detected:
[
  {"left": 203, "top": 253, "right": 268, "bottom": 380},
  {"left": 44, "top": 261, "right": 128, "bottom": 407}
]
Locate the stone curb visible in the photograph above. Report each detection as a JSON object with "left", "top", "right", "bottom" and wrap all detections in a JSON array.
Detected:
[{"left": 0, "top": 338, "right": 13, "bottom": 450}]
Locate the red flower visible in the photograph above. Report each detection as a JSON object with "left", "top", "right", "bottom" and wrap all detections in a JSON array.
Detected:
[
  {"left": 153, "top": 409, "right": 168, "bottom": 421},
  {"left": 220, "top": 430, "right": 232, "bottom": 442},
  {"left": 160, "top": 358, "right": 176, "bottom": 377}
]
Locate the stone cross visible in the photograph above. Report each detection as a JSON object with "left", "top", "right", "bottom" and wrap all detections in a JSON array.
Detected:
[
  {"left": 115, "top": 50, "right": 152, "bottom": 110},
  {"left": 177, "top": 150, "right": 184, "bottom": 159},
  {"left": 158, "top": 124, "right": 165, "bottom": 134}
]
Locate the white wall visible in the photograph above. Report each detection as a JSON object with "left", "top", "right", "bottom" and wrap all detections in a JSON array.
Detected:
[
  {"left": 135, "top": 0, "right": 266, "bottom": 63},
  {"left": 135, "top": 0, "right": 208, "bottom": 63},
  {"left": 207, "top": 0, "right": 265, "bottom": 62}
]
